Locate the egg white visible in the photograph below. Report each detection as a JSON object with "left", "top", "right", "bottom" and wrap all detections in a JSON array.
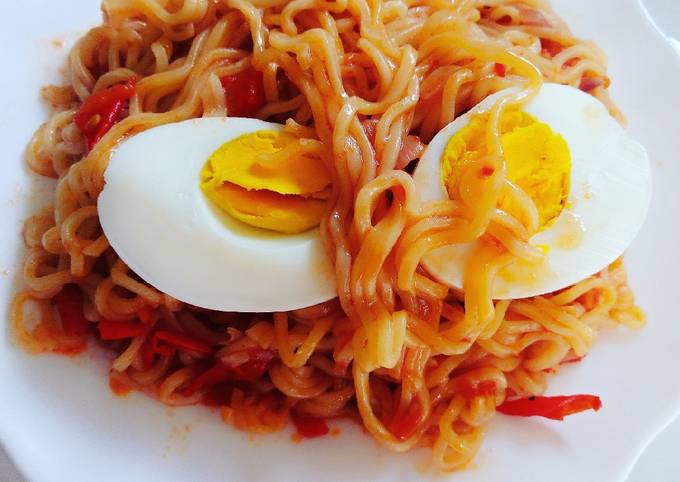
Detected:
[
  {"left": 413, "top": 83, "right": 652, "bottom": 299},
  {"left": 98, "top": 117, "right": 336, "bottom": 312}
]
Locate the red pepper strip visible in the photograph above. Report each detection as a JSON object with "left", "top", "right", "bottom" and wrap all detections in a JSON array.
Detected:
[
  {"left": 388, "top": 401, "right": 423, "bottom": 441},
  {"left": 54, "top": 285, "right": 88, "bottom": 338},
  {"left": 183, "top": 363, "right": 232, "bottom": 394},
  {"left": 460, "top": 380, "right": 497, "bottom": 399},
  {"left": 140, "top": 339, "right": 156, "bottom": 369},
  {"left": 564, "top": 57, "right": 580, "bottom": 68},
  {"left": 181, "top": 349, "right": 276, "bottom": 396},
  {"left": 230, "top": 349, "right": 277, "bottom": 380},
  {"left": 497, "top": 395, "right": 602, "bottom": 421},
  {"left": 137, "top": 306, "right": 154, "bottom": 325},
  {"left": 75, "top": 80, "right": 136, "bottom": 124},
  {"left": 494, "top": 62, "right": 507, "bottom": 77},
  {"left": 291, "top": 412, "right": 330, "bottom": 439},
  {"left": 151, "top": 337, "right": 175, "bottom": 357},
  {"left": 220, "top": 67, "right": 266, "bottom": 118},
  {"left": 109, "top": 376, "right": 132, "bottom": 397},
  {"left": 202, "top": 387, "right": 234, "bottom": 407},
  {"left": 74, "top": 79, "right": 136, "bottom": 150},
  {"left": 480, "top": 166, "right": 496, "bottom": 178},
  {"left": 91, "top": 99, "right": 124, "bottom": 149},
  {"left": 579, "top": 75, "right": 609, "bottom": 93},
  {"left": 540, "top": 38, "right": 564, "bottom": 58},
  {"left": 560, "top": 355, "right": 585, "bottom": 365},
  {"left": 151, "top": 330, "right": 213, "bottom": 356},
  {"left": 98, "top": 319, "right": 146, "bottom": 340}
]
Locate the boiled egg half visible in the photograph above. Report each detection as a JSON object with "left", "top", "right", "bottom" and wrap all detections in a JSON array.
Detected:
[
  {"left": 98, "top": 117, "right": 336, "bottom": 312},
  {"left": 413, "top": 83, "right": 651, "bottom": 299}
]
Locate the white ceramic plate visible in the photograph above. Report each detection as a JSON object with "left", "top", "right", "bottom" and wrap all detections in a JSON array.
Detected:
[{"left": 1, "top": 1, "right": 679, "bottom": 481}]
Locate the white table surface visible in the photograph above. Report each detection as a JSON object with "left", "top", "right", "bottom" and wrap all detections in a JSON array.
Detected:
[{"left": 2, "top": 1, "right": 679, "bottom": 481}]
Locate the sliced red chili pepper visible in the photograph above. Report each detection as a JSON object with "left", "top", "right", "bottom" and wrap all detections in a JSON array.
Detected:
[
  {"left": 202, "top": 386, "right": 234, "bottom": 407},
  {"left": 560, "top": 355, "right": 585, "bottom": 365},
  {"left": 497, "top": 394, "right": 602, "bottom": 421},
  {"left": 92, "top": 99, "right": 124, "bottom": 147},
  {"left": 231, "top": 349, "right": 276, "bottom": 380},
  {"left": 75, "top": 80, "right": 136, "bottom": 124},
  {"left": 220, "top": 67, "right": 265, "bottom": 118},
  {"left": 74, "top": 79, "right": 136, "bottom": 150},
  {"left": 181, "top": 349, "right": 276, "bottom": 396},
  {"left": 291, "top": 412, "right": 330, "bottom": 438},
  {"left": 151, "top": 330, "right": 213, "bottom": 356},
  {"left": 388, "top": 400, "right": 423, "bottom": 441},
  {"left": 137, "top": 306, "right": 154, "bottom": 325},
  {"left": 480, "top": 166, "right": 496, "bottom": 178},
  {"left": 564, "top": 57, "right": 580, "bottom": 68},
  {"left": 109, "top": 375, "right": 132, "bottom": 397},
  {"left": 184, "top": 363, "right": 232, "bottom": 395},
  {"left": 460, "top": 380, "right": 497, "bottom": 399},
  {"left": 139, "top": 339, "right": 156, "bottom": 369},
  {"left": 540, "top": 38, "right": 564, "bottom": 58},
  {"left": 496, "top": 15, "right": 512, "bottom": 26},
  {"left": 54, "top": 285, "right": 88, "bottom": 338},
  {"left": 579, "top": 75, "right": 609, "bottom": 93},
  {"left": 151, "top": 336, "right": 175, "bottom": 357},
  {"left": 98, "top": 319, "right": 146, "bottom": 340},
  {"left": 494, "top": 62, "right": 507, "bottom": 77}
]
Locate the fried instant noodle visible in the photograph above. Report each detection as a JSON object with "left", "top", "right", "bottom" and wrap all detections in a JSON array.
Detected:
[{"left": 13, "top": 0, "right": 643, "bottom": 470}]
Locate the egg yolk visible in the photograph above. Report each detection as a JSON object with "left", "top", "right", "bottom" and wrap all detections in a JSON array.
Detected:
[
  {"left": 441, "top": 110, "right": 571, "bottom": 230},
  {"left": 201, "top": 130, "right": 331, "bottom": 234}
]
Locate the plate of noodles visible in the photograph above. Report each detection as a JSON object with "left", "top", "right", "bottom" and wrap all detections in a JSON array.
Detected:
[{"left": 1, "top": 0, "right": 679, "bottom": 481}]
